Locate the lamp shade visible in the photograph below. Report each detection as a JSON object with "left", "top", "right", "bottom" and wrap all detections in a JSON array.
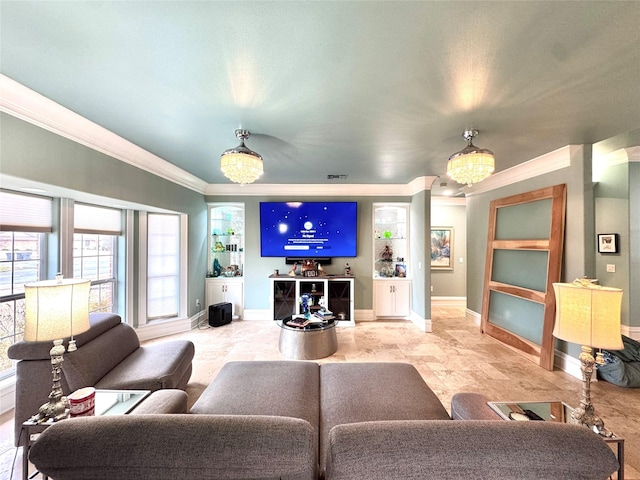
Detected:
[
  {"left": 552, "top": 282, "right": 623, "bottom": 350},
  {"left": 24, "top": 278, "right": 91, "bottom": 342}
]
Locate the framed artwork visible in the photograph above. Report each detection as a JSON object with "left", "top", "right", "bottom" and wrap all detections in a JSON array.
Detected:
[
  {"left": 431, "top": 227, "right": 453, "bottom": 270},
  {"left": 597, "top": 233, "right": 619, "bottom": 253}
]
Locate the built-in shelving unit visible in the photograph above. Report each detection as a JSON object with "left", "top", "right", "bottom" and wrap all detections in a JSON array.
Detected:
[
  {"left": 206, "top": 203, "right": 244, "bottom": 319},
  {"left": 373, "top": 203, "right": 411, "bottom": 318}
]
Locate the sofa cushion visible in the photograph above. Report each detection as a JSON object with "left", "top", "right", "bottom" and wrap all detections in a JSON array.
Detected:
[
  {"left": 190, "top": 361, "right": 320, "bottom": 432},
  {"left": 95, "top": 340, "right": 194, "bottom": 391},
  {"left": 325, "top": 420, "right": 619, "bottom": 480},
  {"left": 62, "top": 323, "right": 141, "bottom": 391},
  {"left": 319, "top": 362, "right": 450, "bottom": 471},
  {"left": 130, "top": 389, "right": 189, "bottom": 414},
  {"left": 29, "top": 414, "right": 317, "bottom": 480}
]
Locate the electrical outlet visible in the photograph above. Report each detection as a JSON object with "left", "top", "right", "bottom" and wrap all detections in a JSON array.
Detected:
[{"left": 606, "top": 264, "right": 616, "bottom": 273}]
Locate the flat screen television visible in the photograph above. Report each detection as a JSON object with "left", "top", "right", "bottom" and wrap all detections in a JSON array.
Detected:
[{"left": 259, "top": 202, "right": 357, "bottom": 258}]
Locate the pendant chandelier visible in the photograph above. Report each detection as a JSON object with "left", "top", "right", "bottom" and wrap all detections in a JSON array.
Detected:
[
  {"left": 446, "top": 129, "right": 495, "bottom": 186},
  {"left": 220, "top": 129, "right": 263, "bottom": 185}
]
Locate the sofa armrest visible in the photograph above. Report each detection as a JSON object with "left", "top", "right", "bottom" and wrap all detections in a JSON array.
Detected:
[
  {"left": 29, "top": 414, "right": 317, "bottom": 480},
  {"left": 450, "top": 392, "right": 501, "bottom": 420},
  {"left": 325, "top": 420, "right": 618, "bottom": 480}
]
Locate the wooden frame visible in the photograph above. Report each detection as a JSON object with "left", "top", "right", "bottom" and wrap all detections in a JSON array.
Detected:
[
  {"left": 480, "top": 184, "right": 566, "bottom": 371},
  {"left": 597, "top": 233, "right": 619, "bottom": 253},
  {"left": 431, "top": 227, "right": 453, "bottom": 270}
]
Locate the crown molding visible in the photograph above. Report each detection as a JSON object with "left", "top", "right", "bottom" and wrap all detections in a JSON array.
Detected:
[
  {"left": 204, "top": 176, "right": 439, "bottom": 197},
  {"left": 463, "top": 145, "right": 577, "bottom": 197},
  {"left": 0, "top": 74, "right": 208, "bottom": 194}
]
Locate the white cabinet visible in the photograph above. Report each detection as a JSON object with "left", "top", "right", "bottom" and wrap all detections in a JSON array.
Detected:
[
  {"left": 206, "top": 277, "right": 243, "bottom": 320},
  {"left": 373, "top": 279, "right": 411, "bottom": 318},
  {"left": 373, "top": 204, "right": 409, "bottom": 279}
]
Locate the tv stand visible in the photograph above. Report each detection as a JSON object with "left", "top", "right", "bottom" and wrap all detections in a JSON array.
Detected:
[{"left": 269, "top": 275, "right": 354, "bottom": 326}]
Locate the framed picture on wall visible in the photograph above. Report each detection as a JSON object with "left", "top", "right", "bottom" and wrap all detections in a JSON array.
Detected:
[
  {"left": 431, "top": 227, "right": 453, "bottom": 270},
  {"left": 597, "top": 233, "right": 619, "bottom": 253}
]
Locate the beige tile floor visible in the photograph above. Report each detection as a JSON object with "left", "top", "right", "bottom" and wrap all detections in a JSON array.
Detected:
[{"left": 2, "top": 305, "right": 638, "bottom": 479}]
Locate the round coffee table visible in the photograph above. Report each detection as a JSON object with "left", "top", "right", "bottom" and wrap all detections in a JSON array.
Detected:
[{"left": 277, "top": 317, "right": 338, "bottom": 360}]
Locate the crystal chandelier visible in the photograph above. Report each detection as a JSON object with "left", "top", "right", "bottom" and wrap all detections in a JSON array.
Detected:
[
  {"left": 220, "top": 129, "right": 263, "bottom": 185},
  {"left": 447, "top": 129, "right": 495, "bottom": 186}
]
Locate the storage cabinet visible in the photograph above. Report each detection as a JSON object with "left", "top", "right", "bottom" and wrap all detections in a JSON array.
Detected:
[
  {"left": 373, "top": 279, "right": 411, "bottom": 318},
  {"left": 270, "top": 276, "right": 354, "bottom": 326},
  {"left": 206, "top": 277, "right": 243, "bottom": 320}
]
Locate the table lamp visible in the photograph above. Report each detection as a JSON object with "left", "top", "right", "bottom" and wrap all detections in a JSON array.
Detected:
[
  {"left": 552, "top": 279, "right": 623, "bottom": 437},
  {"left": 24, "top": 276, "right": 91, "bottom": 423}
]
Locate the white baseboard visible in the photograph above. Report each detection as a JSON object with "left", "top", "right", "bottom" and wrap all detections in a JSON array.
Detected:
[
  {"left": 136, "top": 316, "right": 193, "bottom": 342},
  {"left": 431, "top": 296, "right": 466, "bottom": 306},
  {"left": 553, "top": 350, "right": 583, "bottom": 380},
  {"left": 0, "top": 376, "right": 16, "bottom": 415},
  {"left": 410, "top": 312, "right": 433, "bottom": 332},
  {"left": 621, "top": 325, "right": 640, "bottom": 341}
]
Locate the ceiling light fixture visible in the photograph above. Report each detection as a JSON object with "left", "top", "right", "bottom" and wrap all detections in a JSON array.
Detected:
[
  {"left": 220, "top": 129, "right": 263, "bottom": 185},
  {"left": 447, "top": 129, "right": 495, "bottom": 186}
]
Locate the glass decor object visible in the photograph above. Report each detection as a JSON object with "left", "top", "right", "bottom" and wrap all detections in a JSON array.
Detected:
[
  {"left": 220, "top": 129, "right": 263, "bottom": 185},
  {"left": 447, "top": 129, "right": 495, "bottom": 186}
]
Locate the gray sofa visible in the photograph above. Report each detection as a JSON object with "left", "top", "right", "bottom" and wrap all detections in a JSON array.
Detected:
[
  {"left": 29, "top": 361, "right": 619, "bottom": 480},
  {"left": 7, "top": 312, "right": 195, "bottom": 445}
]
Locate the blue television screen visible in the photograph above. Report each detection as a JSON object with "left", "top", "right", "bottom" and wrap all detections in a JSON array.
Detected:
[{"left": 260, "top": 202, "right": 357, "bottom": 257}]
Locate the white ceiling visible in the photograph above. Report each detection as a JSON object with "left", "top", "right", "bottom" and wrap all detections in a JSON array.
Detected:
[{"left": 1, "top": 1, "right": 639, "bottom": 190}]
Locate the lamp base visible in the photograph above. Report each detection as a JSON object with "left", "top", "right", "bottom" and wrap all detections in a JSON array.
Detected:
[
  {"left": 570, "top": 345, "right": 614, "bottom": 437},
  {"left": 30, "top": 339, "right": 69, "bottom": 424}
]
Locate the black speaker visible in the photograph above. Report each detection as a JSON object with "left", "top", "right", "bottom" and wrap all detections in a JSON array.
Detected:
[{"left": 209, "top": 302, "right": 232, "bottom": 327}]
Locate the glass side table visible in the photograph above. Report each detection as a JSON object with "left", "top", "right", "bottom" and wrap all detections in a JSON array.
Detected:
[
  {"left": 488, "top": 401, "right": 624, "bottom": 480},
  {"left": 18, "top": 389, "right": 151, "bottom": 480}
]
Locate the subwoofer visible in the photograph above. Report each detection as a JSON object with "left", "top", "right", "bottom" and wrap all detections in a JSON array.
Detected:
[{"left": 208, "top": 302, "right": 232, "bottom": 327}]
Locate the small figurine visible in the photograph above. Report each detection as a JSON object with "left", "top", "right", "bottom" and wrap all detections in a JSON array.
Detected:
[
  {"left": 344, "top": 262, "right": 352, "bottom": 276},
  {"left": 288, "top": 262, "right": 298, "bottom": 276},
  {"left": 317, "top": 263, "right": 325, "bottom": 275}
]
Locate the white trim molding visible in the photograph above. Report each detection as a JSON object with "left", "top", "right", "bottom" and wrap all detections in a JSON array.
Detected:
[
  {"left": 0, "top": 74, "right": 208, "bottom": 194},
  {"left": 464, "top": 145, "right": 578, "bottom": 197}
]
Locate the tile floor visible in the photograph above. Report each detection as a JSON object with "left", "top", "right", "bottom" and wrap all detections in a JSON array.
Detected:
[{"left": 1, "top": 305, "right": 638, "bottom": 479}]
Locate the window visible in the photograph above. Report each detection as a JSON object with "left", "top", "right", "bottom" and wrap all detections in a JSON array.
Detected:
[
  {"left": 0, "top": 191, "right": 52, "bottom": 379},
  {"left": 73, "top": 204, "right": 122, "bottom": 314},
  {"left": 146, "top": 213, "right": 180, "bottom": 320}
]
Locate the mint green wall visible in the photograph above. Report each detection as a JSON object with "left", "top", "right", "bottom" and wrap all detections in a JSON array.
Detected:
[
  {"left": 593, "top": 128, "right": 640, "bottom": 329},
  {"left": 205, "top": 195, "right": 415, "bottom": 312},
  {"left": 466, "top": 146, "right": 593, "bottom": 356},
  {"left": 431, "top": 203, "right": 466, "bottom": 297},
  {"left": 0, "top": 113, "right": 208, "bottom": 322},
  {"left": 410, "top": 190, "right": 430, "bottom": 321}
]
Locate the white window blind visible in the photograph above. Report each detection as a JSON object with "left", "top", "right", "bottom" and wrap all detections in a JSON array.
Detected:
[
  {"left": 147, "top": 213, "right": 179, "bottom": 319},
  {"left": 74, "top": 204, "right": 122, "bottom": 234},
  {"left": 0, "top": 190, "right": 52, "bottom": 232}
]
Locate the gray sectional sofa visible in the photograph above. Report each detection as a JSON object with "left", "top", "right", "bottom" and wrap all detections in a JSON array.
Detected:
[
  {"left": 8, "top": 312, "right": 195, "bottom": 445},
  {"left": 29, "top": 361, "right": 619, "bottom": 480}
]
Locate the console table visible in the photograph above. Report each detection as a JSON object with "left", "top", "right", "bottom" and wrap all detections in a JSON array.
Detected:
[{"left": 269, "top": 275, "right": 354, "bottom": 326}]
